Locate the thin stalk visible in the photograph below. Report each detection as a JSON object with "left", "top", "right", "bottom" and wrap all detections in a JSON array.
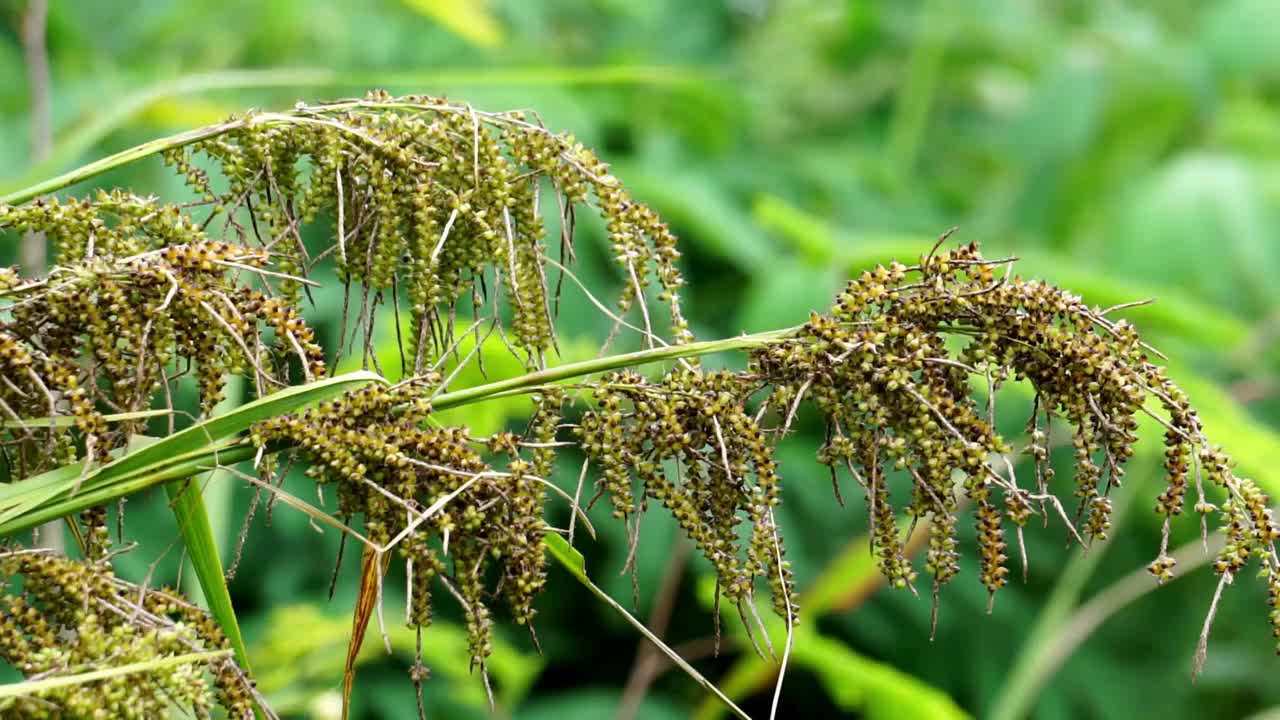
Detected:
[
  {"left": 0, "top": 649, "right": 232, "bottom": 701},
  {"left": 431, "top": 327, "right": 799, "bottom": 411},
  {"left": 2, "top": 117, "right": 260, "bottom": 205},
  {"left": 20, "top": 0, "right": 58, "bottom": 556},
  {"left": 544, "top": 535, "right": 751, "bottom": 720}
]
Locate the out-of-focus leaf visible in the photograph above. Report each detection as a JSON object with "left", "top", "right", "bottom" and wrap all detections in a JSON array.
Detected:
[
  {"left": 515, "top": 690, "right": 687, "bottom": 720},
  {"left": 732, "top": 255, "right": 838, "bottom": 333},
  {"left": 616, "top": 165, "right": 776, "bottom": 274},
  {"left": 1107, "top": 152, "right": 1279, "bottom": 316},
  {"left": 138, "top": 97, "right": 238, "bottom": 127},
  {"left": 794, "top": 629, "right": 968, "bottom": 720},
  {"left": 753, "top": 194, "right": 837, "bottom": 263},
  {"left": 398, "top": 0, "right": 505, "bottom": 48},
  {"left": 802, "top": 517, "right": 921, "bottom": 617},
  {"left": 1164, "top": 361, "right": 1280, "bottom": 496},
  {"left": 251, "top": 603, "right": 544, "bottom": 713},
  {"left": 692, "top": 576, "right": 968, "bottom": 720},
  {"left": 1201, "top": 0, "right": 1280, "bottom": 79}
]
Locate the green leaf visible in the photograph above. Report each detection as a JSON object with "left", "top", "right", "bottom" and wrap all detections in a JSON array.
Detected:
[
  {"left": 616, "top": 165, "right": 776, "bottom": 274},
  {"left": 1106, "top": 151, "right": 1279, "bottom": 316},
  {"left": 793, "top": 628, "right": 968, "bottom": 720},
  {"left": 398, "top": 0, "right": 505, "bottom": 49},
  {"left": 692, "top": 576, "right": 968, "bottom": 720},
  {"left": 802, "top": 518, "right": 917, "bottom": 617},
  {"left": 542, "top": 533, "right": 590, "bottom": 586},
  {"left": 166, "top": 477, "right": 252, "bottom": 674},
  {"left": 1201, "top": 0, "right": 1280, "bottom": 80},
  {"left": 106, "top": 371, "right": 385, "bottom": 479},
  {"left": 0, "top": 371, "right": 386, "bottom": 535}
]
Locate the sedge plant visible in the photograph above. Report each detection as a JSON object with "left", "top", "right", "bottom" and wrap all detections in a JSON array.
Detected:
[{"left": 0, "top": 92, "right": 1276, "bottom": 719}]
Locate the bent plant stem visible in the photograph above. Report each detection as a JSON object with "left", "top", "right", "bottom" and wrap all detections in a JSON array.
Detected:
[
  {"left": 4, "top": 88, "right": 735, "bottom": 206},
  {"left": 0, "top": 649, "right": 233, "bottom": 702},
  {"left": 544, "top": 535, "right": 751, "bottom": 720},
  {"left": 431, "top": 327, "right": 800, "bottom": 411},
  {"left": 0, "top": 64, "right": 708, "bottom": 200}
]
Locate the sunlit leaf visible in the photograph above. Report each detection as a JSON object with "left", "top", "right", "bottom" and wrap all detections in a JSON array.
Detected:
[{"left": 398, "top": 0, "right": 505, "bottom": 48}]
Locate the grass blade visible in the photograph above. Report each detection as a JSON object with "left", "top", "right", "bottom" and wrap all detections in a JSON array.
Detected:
[
  {"left": 0, "top": 371, "right": 385, "bottom": 533},
  {"left": 167, "top": 477, "right": 252, "bottom": 675}
]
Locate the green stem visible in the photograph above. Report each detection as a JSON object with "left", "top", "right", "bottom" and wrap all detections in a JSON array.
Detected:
[
  {"left": 3, "top": 116, "right": 260, "bottom": 206},
  {"left": 432, "top": 327, "right": 800, "bottom": 411},
  {"left": 0, "top": 649, "right": 232, "bottom": 700}
]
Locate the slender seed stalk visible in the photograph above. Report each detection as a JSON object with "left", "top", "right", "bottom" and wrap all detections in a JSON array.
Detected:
[{"left": 431, "top": 326, "right": 801, "bottom": 411}]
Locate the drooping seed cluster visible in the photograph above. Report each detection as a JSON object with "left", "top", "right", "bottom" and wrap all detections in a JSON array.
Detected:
[
  {"left": 0, "top": 92, "right": 698, "bottom": 710},
  {"left": 162, "top": 90, "right": 692, "bottom": 371},
  {"left": 249, "top": 378, "right": 565, "bottom": 675},
  {"left": 0, "top": 218, "right": 326, "bottom": 562},
  {"left": 577, "top": 368, "right": 796, "bottom": 622},
  {"left": 752, "top": 242, "right": 1280, "bottom": 636},
  {"left": 0, "top": 227, "right": 325, "bottom": 478},
  {"left": 0, "top": 547, "right": 254, "bottom": 719}
]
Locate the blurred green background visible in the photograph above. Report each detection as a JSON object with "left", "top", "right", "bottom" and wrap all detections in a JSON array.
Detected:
[{"left": 5, "top": 1, "right": 1280, "bottom": 718}]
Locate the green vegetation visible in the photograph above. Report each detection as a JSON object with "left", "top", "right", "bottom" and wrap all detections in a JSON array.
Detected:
[{"left": 3, "top": 2, "right": 1280, "bottom": 719}]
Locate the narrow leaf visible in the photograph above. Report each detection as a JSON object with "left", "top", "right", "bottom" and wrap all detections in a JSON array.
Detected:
[
  {"left": 343, "top": 545, "right": 391, "bottom": 720},
  {"left": 166, "top": 477, "right": 252, "bottom": 674},
  {"left": 0, "top": 372, "right": 385, "bottom": 534}
]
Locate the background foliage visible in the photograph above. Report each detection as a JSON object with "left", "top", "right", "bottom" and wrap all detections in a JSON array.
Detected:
[{"left": 4, "top": 1, "right": 1280, "bottom": 718}]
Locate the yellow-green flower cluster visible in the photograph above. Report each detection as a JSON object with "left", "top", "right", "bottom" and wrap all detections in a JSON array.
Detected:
[{"left": 0, "top": 547, "right": 254, "bottom": 719}]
